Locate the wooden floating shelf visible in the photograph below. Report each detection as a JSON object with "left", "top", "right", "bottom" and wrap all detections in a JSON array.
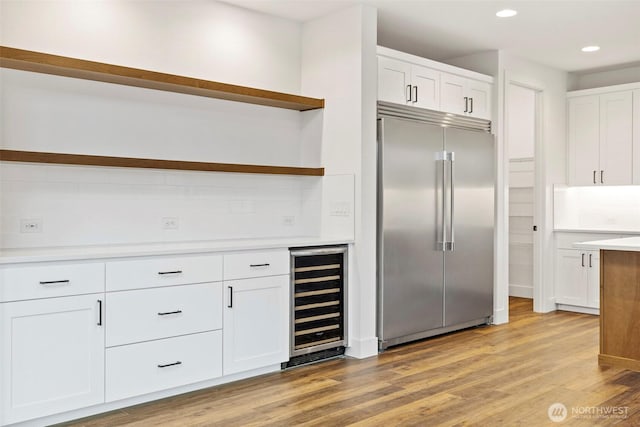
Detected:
[
  {"left": 0, "top": 46, "right": 324, "bottom": 111},
  {"left": 0, "top": 150, "right": 325, "bottom": 177}
]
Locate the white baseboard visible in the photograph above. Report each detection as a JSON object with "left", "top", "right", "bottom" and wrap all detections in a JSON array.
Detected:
[
  {"left": 345, "top": 336, "right": 378, "bottom": 359},
  {"left": 493, "top": 307, "right": 509, "bottom": 325},
  {"left": 509, "top": 284, "right": 533, "bottom": 299},
  {"left": 556, "top": 304, "right": 599, "bottom": 316}
]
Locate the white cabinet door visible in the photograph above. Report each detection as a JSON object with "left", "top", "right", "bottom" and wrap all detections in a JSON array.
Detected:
[
  {"left": 599, "top": 91, "right": 633, "bottom": 185},
  {"left": 555, "top": 249, "right": 588, "bottom": 307},
  {"left": 0, "top": 294, "right": 105, "bottom": 425},
  {"left": 440, "top": 72, "right": 491, "bottom": 119},
  {"left": 223, "top": 275, "right": 289, "bottom": 376},
  {"left": 378, "top": 56, "right": 412, "bottom": 105},
  {"left": 466, "top": 79, "right": 492, "bottom": 120},
  {"left": 411, "top": 64, "right": 440, "bottom": 110},
  {"left": 440, "top": 73, "right": 467, "bottom": 116},
  {"left": 586, "top": 250, "right": 600, "bottom": 309},
  {"left": 568, "top": 95, "right": 600, "bottom": 186}
]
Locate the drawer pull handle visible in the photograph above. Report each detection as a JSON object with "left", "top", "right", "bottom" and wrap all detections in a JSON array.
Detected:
[
  {"left": 228, "top": 286, "right": 233, "bottom": 308},
  {"left": 39, "top": 280, "right": 70, "bottom": 285},
  {"left": 158, "top": 270, "right": 183, "bottom": 275},
  {"left": 158, "top": 310, "right": 183, "bottom": 316},
  {"left": 157, "top": 361, "right": 182, "bottom": 368},
  {"left": 249, "top": 263, "right": 270, "bottom": 268}
]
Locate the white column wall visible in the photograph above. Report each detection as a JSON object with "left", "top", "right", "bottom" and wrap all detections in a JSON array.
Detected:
[{"left": 301, "top": 5, "right": 379, "bottom": 359}]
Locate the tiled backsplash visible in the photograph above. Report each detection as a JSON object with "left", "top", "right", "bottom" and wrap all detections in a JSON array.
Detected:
[
  {"left": 554, "top": 185, "right": 640, "bottom": 231},
  {"left": 0, "top": 163, "right": 328, "bottom": 248}
]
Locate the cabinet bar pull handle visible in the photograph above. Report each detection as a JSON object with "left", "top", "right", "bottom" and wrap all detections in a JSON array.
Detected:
[
  {"left": 250, "top": 263, "right": 270, "bottom": 268},
  {"left": 593, "top": 170, "right": 596, "bottom": 184},
  {"left": 406, "top": 84, "right": 412, "bottom": 102},
  {"left": 39, "top": 279, "right": 70, "bottom": 285},
  {"left": 97, "top": 300, "right": 103, "bottom": 326},
  {"left": 413, "top": 85, "right": 418, "bottom": 103},
  {"left": 464, "top": 97, "right": 468, "bottom": 113},
  {"left": 600, "top": 170, "right": 604, "bottom": 184},
  {"left": 228, "top": 286, "right": 233, "bottom": 308},
  {"left": 589, "top": 254, "right": 593, "bottom": 268},
  {"left": 469, "top": 97, "right": 473, "bottom": 113},
  {"left": 158, "top": 270, "right": 182, "bottom": 275},
  {"left": 157, "top": 361, "right": 182, "bottom": 368},
  {"left": 158, "top": 310, "right": 182, "bottom": 316},
  {"left": 581, "top": 253, "right": 585, "bottom": 267}
]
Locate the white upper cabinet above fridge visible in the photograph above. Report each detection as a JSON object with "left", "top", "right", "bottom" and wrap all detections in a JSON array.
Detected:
[
  {"left": 377, "top": 46, "right": 493, "bottom": 121},
  {"left": 440, "top": 73, "right": 492, "bottom": 120},
  {"left": 378, "top": 56, "right": 440, "bottom": 110}
]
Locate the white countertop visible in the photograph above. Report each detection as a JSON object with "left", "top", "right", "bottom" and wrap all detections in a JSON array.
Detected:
[
  {"left": 0, "top": 237, "right": 354, "bottom": 265},
  {"left": 555, "top": 228, "right": 640, "bottom": 235},
  {"left": 574, "top": 236, "right": 640, "bottom": 252}
]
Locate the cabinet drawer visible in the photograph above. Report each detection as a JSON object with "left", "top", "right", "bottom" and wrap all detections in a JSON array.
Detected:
[
  {"left": 224, "top": 250, "right": 289, "bottom": 280},
  {"left": 0, "top": 263, "right": 104, "bottom": 302},
  {"left": 106, "top": 255, "right": 222, "bottom": 291},
  {"left": 105, "top": 330, "right": 222, "bottom": 402},
  {"left": 106, "top": 282, "right": 222, "bottom": 347}
]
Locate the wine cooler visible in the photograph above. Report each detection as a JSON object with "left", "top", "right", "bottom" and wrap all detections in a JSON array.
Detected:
[{"left": 284, "top": 245, "right": 347, "bottom": 367}]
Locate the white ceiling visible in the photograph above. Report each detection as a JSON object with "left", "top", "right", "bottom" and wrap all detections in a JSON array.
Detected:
[{"left": 222, "top": 0, "right": 640, "bottom": 73}]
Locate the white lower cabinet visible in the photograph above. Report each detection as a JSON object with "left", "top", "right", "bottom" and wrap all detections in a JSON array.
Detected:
[
  {"left": 0, "top": 294, "right": 105, "bottom": 425},
  {"left": 223, "top": 275, "right": 289, "bottom": 375},
  {"left": 106, "top": 330, "right": 222, "bottom": 402}
]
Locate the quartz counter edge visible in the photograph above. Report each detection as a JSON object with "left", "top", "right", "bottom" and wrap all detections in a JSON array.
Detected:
[
  {"left": 573, "top": 236, "right": 640, "bottom": 252},
  {"left": 554, "top": 228, "right": 640, "bottom": 235},
  {"left": 0, "top": 237, "right": 355, "bottom": 265}
]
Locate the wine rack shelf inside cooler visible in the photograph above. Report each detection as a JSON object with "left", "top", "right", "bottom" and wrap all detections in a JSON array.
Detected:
[{"left": 290, "top": 247, "right": 347, "bottom": 356}]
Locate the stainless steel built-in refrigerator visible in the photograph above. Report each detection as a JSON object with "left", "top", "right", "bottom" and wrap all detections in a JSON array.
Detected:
[{"left": 377, "top": 102, "right": 495, "bottom": 350}]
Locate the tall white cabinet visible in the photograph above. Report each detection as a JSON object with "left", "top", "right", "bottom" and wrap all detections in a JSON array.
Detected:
[{"left": 567, "top": 85, "right": 636, "bottom": 186}]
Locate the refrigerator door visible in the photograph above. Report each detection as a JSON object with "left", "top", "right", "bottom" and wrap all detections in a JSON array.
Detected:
[
  {"left": 443, "top": 127, "right": 495, "bottom": 326},
  {"left": 378, "top": 117, "right": 444, "bottom": 344}
]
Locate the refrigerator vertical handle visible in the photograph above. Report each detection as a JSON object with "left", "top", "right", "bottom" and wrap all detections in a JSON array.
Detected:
[
  {"left": 436, "top": 151, "right": 448, "bottom": 251},
  {"left": 448, "top": 152, "right": 455, "bottom": 251}
]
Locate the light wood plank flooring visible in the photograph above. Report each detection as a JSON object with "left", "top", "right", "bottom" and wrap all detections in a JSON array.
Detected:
[{"left": 62, "top": 298, "right": 640, "bottom": 426}]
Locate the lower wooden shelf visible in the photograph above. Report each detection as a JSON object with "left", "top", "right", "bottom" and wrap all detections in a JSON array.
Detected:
[{"left": 0, "top": 150, "right": 324, "bottom": 176}]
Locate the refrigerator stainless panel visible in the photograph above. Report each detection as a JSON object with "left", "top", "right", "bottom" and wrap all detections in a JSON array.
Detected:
[
  {"left": 443, "top": 127, "right": 495, "bottom": 326},
  {"left": 378, "top": 117, "right": 445, "bottom": 343}
]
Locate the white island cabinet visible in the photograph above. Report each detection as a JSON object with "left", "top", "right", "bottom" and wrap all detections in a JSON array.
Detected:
[{"left": 0, "top": 263, "right": 105, "bottom": 426}]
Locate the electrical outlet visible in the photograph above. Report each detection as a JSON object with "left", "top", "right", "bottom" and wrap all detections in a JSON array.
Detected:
[
  {"left": 282, "top": 215, "right": 296, "bottom": 226},
  {"left": 162, "top": 217, "right": 179, "bottom": 230},
  {"left": 20, "top": 218, "right": 43, "bottom": 233},
  {"left": 329, "top": 202, "right": 351, "bottom": 217}
]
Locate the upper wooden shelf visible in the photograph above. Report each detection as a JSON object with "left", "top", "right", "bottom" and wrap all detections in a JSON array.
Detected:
[
  {"left": 0, "top": 150, "right": 324, "bottom": 177},
  {"left": 0, "top": 46, "right": 325, "bottom": 111}
]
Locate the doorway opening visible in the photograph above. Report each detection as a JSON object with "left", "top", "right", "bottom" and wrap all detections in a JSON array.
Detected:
[{"left": 506, "top": 82, "right": 541, "bottom": 312}]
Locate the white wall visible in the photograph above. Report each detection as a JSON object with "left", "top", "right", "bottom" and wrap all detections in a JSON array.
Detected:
[
  {"left": 569, "top": 63, "right": 640, "bottom": 91},
  {"left": 507, "top": 85, "right": 536, "bottom": 160},
  {"left": 0, "top": 1, "right": 335, "bottom": 249},
  {"left": 301, "top": 5, "right": 378, "bottom": 359},
  {"left": 0, "top": 0, "right": 302, "bottom": 94}
]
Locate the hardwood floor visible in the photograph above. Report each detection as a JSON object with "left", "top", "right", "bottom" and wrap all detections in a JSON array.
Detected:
[{"left": 63, "top": 298, "right": 640, "bottom": 426}]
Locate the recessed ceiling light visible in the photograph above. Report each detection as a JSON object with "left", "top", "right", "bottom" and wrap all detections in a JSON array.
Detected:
[
  {"left": 496, "top": 9, "right": 517, "bottom": 18},
  {"left": 581, "top": 46, "right": 600, "bottom": 52}
]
